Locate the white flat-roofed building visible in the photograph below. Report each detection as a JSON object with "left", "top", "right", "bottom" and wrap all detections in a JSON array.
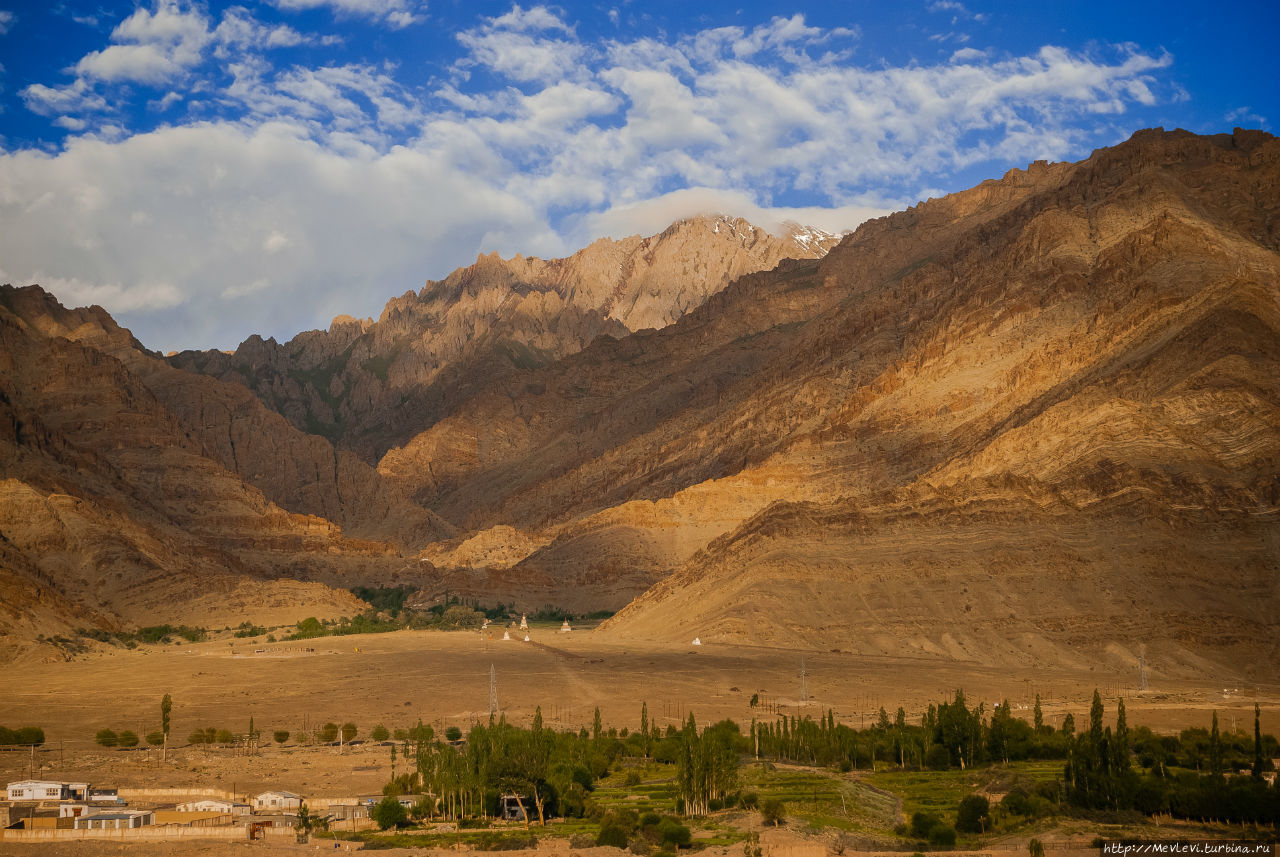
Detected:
[
  {"left": 252, "top": 790, "right": 303, "bottom": 812},
  {"left": 74, "top": 810, "right": 154, "bottom": 829},
  {"left": 6, "top": 780, "right": 90, "bottom": 802}
]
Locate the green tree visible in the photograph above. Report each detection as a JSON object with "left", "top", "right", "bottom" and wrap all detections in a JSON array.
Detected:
[
  {"left": 1252, "top": 703, "right": 1264, "bottom": 780},
  {"left": 1033, "top": 695, "right": 1045, "bottom": 733},
  {"left": 187, "top": 729, "right": 206, "bottom": 745},
  {"left": 955, "top": 794, "right": 990, "bottom": 833},
  {"left": 274, "top": 730, "right": 290, "bottom": 744},
  {"left": 444, "top": 725, "right": 462, "bottom": 741},
  {"left": 1029, "top": 839, "right": 1046, "bottom": 857},
  {"left": 96, "top": 728, "right": 118, "bottom": 747},
  {"left": 161, "top": 692, "right": 172, "bottom": 760},
  {"left": 146, "top": 731, "right": 165, "bottom": 746},
  {"left": 294, "top": 802, "right": 314, "bottom": 842},
  {"left": 372, "top": 795, "right": 408, "bottom": 829},
  {"left": 1208, "top": 711, "right": 1223, "bottom": 778},
  {"left": 371, "top": 724, "right": 390, "bottom": 742},
  {"left": 319, "top": 722, "right": 339, "bottom": 742},
  {"left": 593, "top": 707, "right": 603, "bottom": 741},
  {"left": 761, "top": 798, "right": 785, "bottom": 827},
  {"left": 341, "top": 722, "right": 358, "bottom": 743},
  {"left": 928, "top": 825, "right": 957, "bottom": 848},
  {"left": 117, "top": 730, "right": 139, "bottom": 748}
]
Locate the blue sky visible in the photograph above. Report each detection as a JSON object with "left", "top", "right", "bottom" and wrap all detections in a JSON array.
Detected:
[{"left": 0, "top": 0, "right": 1275, "bottom": 352}]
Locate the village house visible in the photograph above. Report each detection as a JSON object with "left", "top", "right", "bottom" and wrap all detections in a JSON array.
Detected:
[
  {"left": 5, "top": 780, "right": 90, "bottom": 802},
  {"left": 73, "top": 809, "right": 154, "bottom": 829},
  {"left": 177, "top": 797, "right": 250, "bottom": 815},
  {"left": 252, "top": 790, "right": 304, "bottom": 812}
]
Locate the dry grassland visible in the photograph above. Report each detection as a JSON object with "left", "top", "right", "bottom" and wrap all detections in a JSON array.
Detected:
[{"left": 3, "top": 628, "right": 1276, "bottom": 802}]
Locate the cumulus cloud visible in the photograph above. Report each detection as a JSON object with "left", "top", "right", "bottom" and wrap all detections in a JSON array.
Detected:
[
  {"left": 0, "top": 123, "right": 559, "bottom": 351},
  {"left": 74, "top": 1, "right": 212, "bottom": 84},
  {"left": 269, "top": 0, "right": 424, "bottom": 29},
  {"left": 0, "top": 10, "right": 15, "bottom": 35},
  {"left": 2, "top": 5, "right": 1179, "bottom": 352}
]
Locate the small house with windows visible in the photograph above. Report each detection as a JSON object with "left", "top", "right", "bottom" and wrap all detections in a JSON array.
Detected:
[
  {"left": 252, "top": 790, "right": 304, "bottom": 812},
  {"left": 177, "top": 798, "right": 250, "bottom": 815},
  {"left": 6, "top": 781, "right": 90, "bottom": 802}
]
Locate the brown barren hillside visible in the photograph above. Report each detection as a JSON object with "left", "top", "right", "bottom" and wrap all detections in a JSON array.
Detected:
[
  {"left": 594, "top": 128, "right": 1280, "bottom": 674},
  {"left": 171, "top": 216, "right": 839, "bottom": 462},
  {"left": 3, "top": 128, "right": 1277, "bottom": 677},
  {"left": 0, "top": 286, "right": 439, "bottom": 659}
]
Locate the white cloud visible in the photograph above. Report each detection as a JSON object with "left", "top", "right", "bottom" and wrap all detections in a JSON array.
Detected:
[
  {"left": 20, "top": 273, "right": 185, "bottom": 314},
  {"left": 0, "top": 122, "right": 559, "bottom": 351},
  {"left": 269, "top": 0, "right": 424, "bottom": 29},
  {"left": 74, "top": 1, "right": 212, "bottom": 84},
  {"left": 21, "top": 79, "right": 109, "bottom": 116},
  {"left": 573, "top": 187, "right": 885, "bottom": 244},
  {"left": 456, "top": 9, "right": 587, "bottom": 84},
  {"left": 2, "top": 6, "right": 1179, "bottom": 353},
  {"left": 0, "top": 10, "right": 15, "bottom": 35}
]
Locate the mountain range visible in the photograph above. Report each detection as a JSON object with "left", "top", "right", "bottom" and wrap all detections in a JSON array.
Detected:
[{"left": 2, "top": 127, "right": 1276, "bottom": 679}]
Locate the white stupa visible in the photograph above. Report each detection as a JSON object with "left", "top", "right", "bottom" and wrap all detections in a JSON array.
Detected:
[
  {"left": 524, "top": 634, "right": 531, "bottom": 642},
  {"left": 692, "top": 637, "right": 702, "bottom": 646},
  {"left": 502, "top": 630, "right": 511, "bottom": 641},
  {"left": 560, "top": 619, "right": 572, "bottom": 633},
  {"left": 519, "top": 614, "right": 528, "bottom": 630}
]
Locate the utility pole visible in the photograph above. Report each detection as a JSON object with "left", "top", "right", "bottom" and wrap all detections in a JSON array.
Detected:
[
  {"left": 489, "top": 665, "right": 498, "bottom": 716},
  {"left": 800, "top": 658, "right": 807, "bottom": 704}
]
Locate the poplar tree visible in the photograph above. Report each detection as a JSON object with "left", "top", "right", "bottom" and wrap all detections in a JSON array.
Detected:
[{"left": 1253, "top": 703, "right": 1264, "bottom": 780}]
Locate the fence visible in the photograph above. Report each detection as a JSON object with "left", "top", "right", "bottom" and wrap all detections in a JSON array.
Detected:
[{"left": 0, "top": 825, "right": 248, "bottom": 842}]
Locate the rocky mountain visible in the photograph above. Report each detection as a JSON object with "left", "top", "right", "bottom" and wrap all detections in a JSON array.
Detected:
[
  {"left": 171, "top": 216, "right": 840, "bottom": 463},
  {"left": 0, "top": 285, "right": 448, "bottom": 659},
  {"left": 385, "top": 128, "right": 1280, "bottom": 676},
  {"left": 4, "top": 128, "right": 1278, "bottom": 676}
]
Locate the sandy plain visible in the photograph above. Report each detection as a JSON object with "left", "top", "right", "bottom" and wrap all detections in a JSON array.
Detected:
[{"left": 3, "top": 627, "right": 1277, "bottom": 801}]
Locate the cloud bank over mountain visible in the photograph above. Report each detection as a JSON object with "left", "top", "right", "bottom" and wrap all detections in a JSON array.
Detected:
[{"left": 0, "top": 1, "right": 1233, "bottom": 350}]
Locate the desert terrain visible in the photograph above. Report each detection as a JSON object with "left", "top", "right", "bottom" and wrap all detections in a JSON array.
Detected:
[{"left": 3, "top": 628, "right": 1276, "bottom": 800}]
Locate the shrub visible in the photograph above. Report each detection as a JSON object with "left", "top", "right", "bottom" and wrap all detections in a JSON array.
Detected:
[
  {"left": 371, "top": 795, "right": 408, "bottom": 829},
  {"left": 739, "top": 791, "right": 759, "bottom": 810},
  {"left": 187, "top": 729, "right": 206, "bottom": 745},
  {"left": 955, "top": 794, "right": 990, "bottom": 833},
  {"left": 95, "top": 728, "right": 118, "bottom": 747},
  {"left": 761, "top": 798, "right": 785, "bottom": 827},
  {"left": 657, "top": 819, "right": 691, "bottom": 848},
  {"left": 910, "top": 812, "right": 940, "bottom": 839},
  {"left": 214, "top": 729, "right": 234, "bottom": 744},
  {"left": 370, "top": 724, "right": 390, "bottom": 742},
  {"left": 273, "top": 730, "right": 290, "bottom": 744},
  {"left": 597, "top": 824, "right": 629, "bottom": 848},
  {"left": 928, "top": 824, "right": 956, "bottom": 848},
  {"left": 445, "top": 725, "right": 463, "bottom": 741}
]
